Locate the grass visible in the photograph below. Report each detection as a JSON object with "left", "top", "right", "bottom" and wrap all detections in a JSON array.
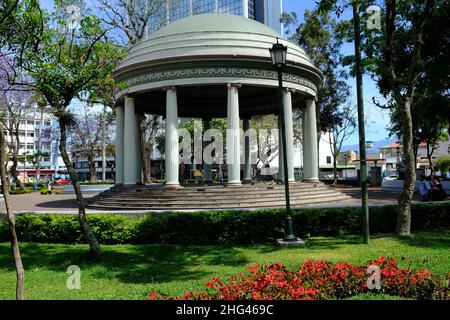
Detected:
[{"left": 0, "top": 229, "right": 449, "bottom": 300}]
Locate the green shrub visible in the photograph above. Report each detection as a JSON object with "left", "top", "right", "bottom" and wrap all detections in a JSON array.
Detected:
[
  {"left": 25, "top": 182, "right": 47, "bottom": 189},
  {"left": 8, "top": 187, "right": 32, "bottom": 195},
  {"left": 0, "top": 202, "right": 448, "bottom": 245},
  {"left": 40, "top": 188, "right": 52, "bottom": 195}
]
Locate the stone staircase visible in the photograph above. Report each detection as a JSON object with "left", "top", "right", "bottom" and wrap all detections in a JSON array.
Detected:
[{"left": 86, "top": 182, "right": 351, "bottom": 210}]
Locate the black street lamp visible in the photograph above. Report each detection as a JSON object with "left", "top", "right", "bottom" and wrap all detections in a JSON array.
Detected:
[{"left": 270, "top": 39, "right": 302, "bottom": 245}]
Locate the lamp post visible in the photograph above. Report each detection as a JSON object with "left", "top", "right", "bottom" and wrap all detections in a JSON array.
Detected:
[{"left": 270, "top": 39, "right": 302, "bottom": 245}]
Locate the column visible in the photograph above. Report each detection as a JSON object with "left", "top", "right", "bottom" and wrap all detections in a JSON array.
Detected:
[
  {"left": 202, "top": 118, "right": 212, "bottom": 184},
  {"left": 123, "top": 97, "right": 140, "bottom": 185},
  {"left": 303, "top": 98, "right": 319, "bottom": 182},
  {"left": 165, "top": 87, "right": 180, "bottom": 187},
  {"left": 226, "top": 83, "right": 241, "bottom": 186},
  {"left": 283, "top": 89, "right": 295, "bottom": 183},
  {"left": 243, "top": 118, "right": 252, "bottom": 183},
  {"left": 115, "top": 105, "right": 124, "bottom": 185},
  {"left": 278, "top": 116, "right": 284, "bottom": 181}
]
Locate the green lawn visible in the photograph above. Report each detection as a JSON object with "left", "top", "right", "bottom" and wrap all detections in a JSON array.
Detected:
[{"left": 0, "top": 229, "right": 449, "bottom": 300}]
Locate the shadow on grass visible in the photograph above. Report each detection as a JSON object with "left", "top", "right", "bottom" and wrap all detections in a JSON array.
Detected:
[
  {"left": 254, "top": 235, "right": 363, "bottom": 254},
  {"left": 396, "top": 229, "right": 450, "bottom": 248},
  {"left": 0, "top": 243, "right": 249, "bottom": 285}
]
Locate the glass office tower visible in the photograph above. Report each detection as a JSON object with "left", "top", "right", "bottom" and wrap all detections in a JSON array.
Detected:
[{"left": 146, "top": 0, "right": 282, "bottom": 35}]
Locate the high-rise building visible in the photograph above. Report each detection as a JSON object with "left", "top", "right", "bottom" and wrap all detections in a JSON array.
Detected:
[{"left": 145, "top": 0, "right": 283, "bottom": 36}]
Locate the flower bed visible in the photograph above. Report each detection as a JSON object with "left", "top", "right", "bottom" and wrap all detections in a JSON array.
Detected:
[{"left": 149, "top": 257, "right": 448, "bottom": 300}]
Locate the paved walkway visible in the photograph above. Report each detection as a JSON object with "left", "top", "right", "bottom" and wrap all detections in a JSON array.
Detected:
[{"left": 0, "top": 186, "right": 428, "bottom": 214}]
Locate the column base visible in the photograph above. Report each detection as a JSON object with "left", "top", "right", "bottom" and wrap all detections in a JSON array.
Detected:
[
  {"left": 277, "top": 238, "right": 306, "bottom": 247},
  {"left": 304, "top": 179, "right": 320, "bottom": 184},
  {"left": 276, "top": 179, "right": 296, "bottom": 184},
  {"left": 163, "top": 183, "right": 183, "bottom": 190},
  {"left": 226, "top": 181, "right": 242, "bottom": 187}
]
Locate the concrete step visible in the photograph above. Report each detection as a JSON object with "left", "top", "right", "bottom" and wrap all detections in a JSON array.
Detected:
[
  {"left": 90, "top": 193, "right": 349, "bottom": 207},
  {"left": 87, "top": 183, "right": 350, "bottom": 210},
  {"left": 94, "top": 190, "right": 344, "bottom": 202},
  {"left": 96, "top": 188, "right": 337, "bottom": 200},
  {"left": 87, "top": 195, "right": 350, "bottom": 210}
]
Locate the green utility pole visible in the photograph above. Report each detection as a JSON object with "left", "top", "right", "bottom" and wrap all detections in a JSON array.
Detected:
[{"left": 352, "top": 1, "right": 370, "bottom": 244}]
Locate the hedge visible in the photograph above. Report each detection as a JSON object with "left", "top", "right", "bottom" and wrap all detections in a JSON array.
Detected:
[{"left": 0, "top": 202, "right": 449, "bottom": 245}]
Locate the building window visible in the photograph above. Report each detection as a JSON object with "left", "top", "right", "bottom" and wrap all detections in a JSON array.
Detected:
[
  {"left": 248, "top": 0, "right": 255, "bottom": 19},
  {"left": 169, "top": 0, "right": 190, "bottom": 22},
  {"left": 326, "top": 156, "right": 332, "bottom": 164},
  {"left": 193, "top": 0, "right": 216, "bottom": 15},
  {"left": 218, "top": 0, "right": 243, "bottom": 15},
  {"left": 27, "top": 120, "right": 34, "bottom": 125}
]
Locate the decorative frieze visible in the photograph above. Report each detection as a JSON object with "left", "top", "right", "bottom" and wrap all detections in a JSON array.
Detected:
[{"left": 122, "top": 67, "right": 317, "bottom": 92}]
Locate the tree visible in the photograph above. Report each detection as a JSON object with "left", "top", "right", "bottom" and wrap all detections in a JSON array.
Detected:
[
  {"left": 0, "top": 122, "right": 24, "bottom": 299},
  {"left": 325, "top": 102, "right": 357, "bottom": 185},
  {"left": 0, "top": 0, "right": 19, "bottom": 29},
  {"left": 362, "top": 0, "right": 443, "bottom": 235},
  {"left": 0, "top": 57, "right": 33, "bottom": 189},
  {"left": 283, "top": 9, "right": 350, "bottom": 138},
  {"left": 97, "top": 0, "right": 168, "bottom": 184},
  {"left": 383, "top": 2, "right": 450, "bottom": 176},
  {"left": 249, "top": 115, "right": 280, "bottom": 180},
  {"left": 0, "top": 0, "right": 41, "bottom": 300},
  {"left": 10, "top": 0, "right": 124, "bottom": 257},
  {"left": 70, "top": 107, "right": 112, "bottom": 183},
  {"left": 96, "top": 0, "right": 165, "bottom": 46},
  {"left": 435, "top": 155, "right": 450, "bottom": 175}
]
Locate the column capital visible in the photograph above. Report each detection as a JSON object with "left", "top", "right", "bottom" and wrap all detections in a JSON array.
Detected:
[
  {"left": 305, "top": 95, "right": 318, "bottom": 103},
  {"left": 283, "top": 87, "right": 296, "bottom": 93},
  {"left": 226, "top": 83, "right": 241, "bottom": 89},
  {"left": 163, "top": 86, "right": 177, "bottom": 92}
]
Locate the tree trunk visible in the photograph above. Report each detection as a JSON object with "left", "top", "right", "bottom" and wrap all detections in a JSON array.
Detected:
[
  {"left": 426, "top": 141, "right": 435, "bottom": 176},
  {"left": 10, "top": 134, "right": 25, "bottom": 189},
  {"left": 333, "top": 150, "right": 338, "bottom": 186},
  {"left": 139, "top": 114, "right": 151, "bottom": 184},
  {"left": 0, "top": 125, "right": 25, "bottom": 300},
  {"left": 87, "top": 155, "right": 97, "bottom": 183},
  {"left": 397, "top": 97, "right": 416, "bottom": 236},
  {"left": 59, "top": 119, "right": 101, "bottom": 258},
  {"left": 101, "top": 105, "right": 107, "bottom": 181}
]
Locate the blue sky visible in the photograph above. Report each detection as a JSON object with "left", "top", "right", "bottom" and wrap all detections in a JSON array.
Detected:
[{"left": 283, "top": 0, "right": 392, "bottom": 145}]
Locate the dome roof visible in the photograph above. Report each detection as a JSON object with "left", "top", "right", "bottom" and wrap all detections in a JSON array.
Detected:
[
  {"left": 150, "top": 13, "right": 281, "bottom": 38},
  {"left": 113, "top": 13, "right": 322, "bottom": 115},
  {"left": 114, "top": 14, "right": 321, "bottom": 85}
]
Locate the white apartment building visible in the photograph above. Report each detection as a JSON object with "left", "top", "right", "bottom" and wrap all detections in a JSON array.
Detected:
[{"left": 2, "top": 105, "right": 65, "bottom": 182}]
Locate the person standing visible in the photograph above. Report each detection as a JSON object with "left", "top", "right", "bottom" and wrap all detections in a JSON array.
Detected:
[{"left": 419, "top": 175, "right": 431, "bottom": 202}]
